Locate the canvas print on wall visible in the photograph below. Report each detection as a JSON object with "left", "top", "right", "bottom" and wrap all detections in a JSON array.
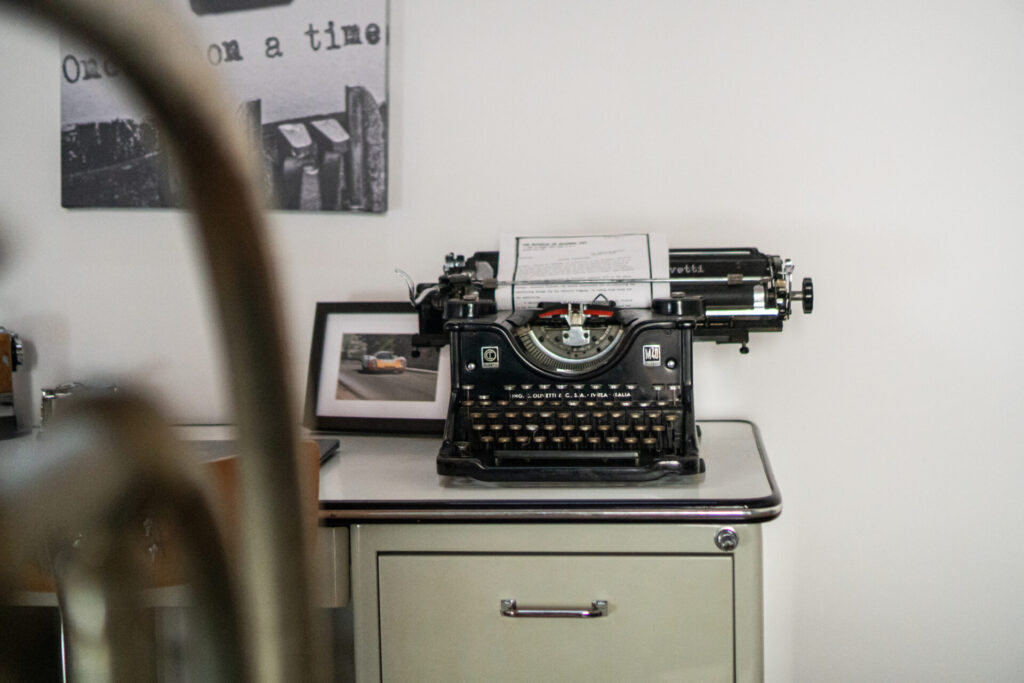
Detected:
[{"left": 60, "top": 0, "right": 388, "bottom": 213}]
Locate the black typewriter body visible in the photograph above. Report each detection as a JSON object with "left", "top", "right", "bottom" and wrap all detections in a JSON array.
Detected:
[
  {"left": 407, "top": 247, "right": 813, "bottom": 483},
  {"left": 437, "top": 303, "right": 705, "bottom": 482}
]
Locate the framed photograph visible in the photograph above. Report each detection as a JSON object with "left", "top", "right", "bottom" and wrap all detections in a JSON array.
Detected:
[{"left": 304, "top": 302, "right": 449, "bottom": 433}]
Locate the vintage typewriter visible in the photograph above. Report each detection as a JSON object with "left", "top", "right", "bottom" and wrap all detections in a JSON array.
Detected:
[{"left": 409, "top": 248, "right": 812, "bottom": 482}]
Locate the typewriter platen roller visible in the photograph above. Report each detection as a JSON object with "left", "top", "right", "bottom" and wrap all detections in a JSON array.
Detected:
[{"left": 410, "top": 247, "right": 812, "bottom": 482}]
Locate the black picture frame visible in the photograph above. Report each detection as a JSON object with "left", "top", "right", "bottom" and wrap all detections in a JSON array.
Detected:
[{"left": 304, "top": 302, "right": 448, "bottom": 434}]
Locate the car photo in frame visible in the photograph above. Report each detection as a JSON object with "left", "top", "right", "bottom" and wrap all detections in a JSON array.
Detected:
[{"left": 305, "top": 302, "right": 448, "bottom": 433}]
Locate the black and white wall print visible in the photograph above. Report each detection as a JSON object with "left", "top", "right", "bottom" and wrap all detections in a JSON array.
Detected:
[{"left": 60, "top": 0, "right": 388, "bottom": 212}]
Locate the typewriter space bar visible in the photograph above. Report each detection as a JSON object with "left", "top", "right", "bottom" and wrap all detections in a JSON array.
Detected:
[{"left": 494, "top": 449, "right": 639, "bottom": 463}]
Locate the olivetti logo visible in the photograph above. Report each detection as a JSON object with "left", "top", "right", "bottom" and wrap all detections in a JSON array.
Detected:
[
  {"left": 642, "top": 344, "right": 661, "bottom": 366},
  {"left": 672, "top": 264, "right": 705, "bottom": 275},
  {"left": 481, "top": 346, "right": 500, "bottom": 368}
]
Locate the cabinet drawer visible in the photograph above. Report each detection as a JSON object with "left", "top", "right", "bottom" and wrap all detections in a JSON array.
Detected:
[{"left": 377, "top": 553, "right": 734, "bottom": 682}]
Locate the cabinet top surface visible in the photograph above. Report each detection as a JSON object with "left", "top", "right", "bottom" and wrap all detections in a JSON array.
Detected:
[
  {"left": 316, "top": 420, "right": 780, "bottom": 522},
  {"left": 1, "top": 420, "right": 779, "bottom": 523}
]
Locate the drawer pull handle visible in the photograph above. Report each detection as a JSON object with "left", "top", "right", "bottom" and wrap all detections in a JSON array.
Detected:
[{"left": 500, "top": 599, "right": 608, "bottom": 618}]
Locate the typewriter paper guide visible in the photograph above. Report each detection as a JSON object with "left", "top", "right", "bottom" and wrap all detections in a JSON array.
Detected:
[{"left": 496, "top": 234, "right": 670, "bottom": 311}]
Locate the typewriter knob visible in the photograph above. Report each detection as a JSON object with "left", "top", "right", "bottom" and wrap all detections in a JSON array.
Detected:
[
  {"left": 800, "top": 278, "right": 813, "bottom": 314},
  {"left": 445, "top": 298, "right": 496, "bottom": 320},
  {"left": 652, "top": 296, "right": 705, "bottom": 319}
]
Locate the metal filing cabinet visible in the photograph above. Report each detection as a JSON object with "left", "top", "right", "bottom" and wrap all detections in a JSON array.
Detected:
[{"left": 318, "top": 421, "right": 780, "bottom": 682}]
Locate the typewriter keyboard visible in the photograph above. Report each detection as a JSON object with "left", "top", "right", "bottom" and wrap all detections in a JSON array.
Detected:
[{"left": 453, "top": 399, "right": 686, "bottom": 466}]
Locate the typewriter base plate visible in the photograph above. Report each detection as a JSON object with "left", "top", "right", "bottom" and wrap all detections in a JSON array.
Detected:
[{"left": 437, "top": 447, "right": 705, "bottom": 483}]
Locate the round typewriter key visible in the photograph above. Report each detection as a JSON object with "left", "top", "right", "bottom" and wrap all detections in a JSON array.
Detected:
[
  {"left": 508, "top": 424, "right": 523, "bottom": 433},
  {"left": 606, "top": 384, "right": 619, "bottom": 390},
  {"left": 489, "top": 424, "right": 503, "bottom": 433},
  {"left": 551, "top": 436, "right": 566, "bottom": 448},
  {"left": 497, "top": 436, "right": 512, "bottom": 448},
  {"left": 516, "top": 435, "right": 531, "bottom": 447},
  {"left": 561, "top": 424, "right": 576, "bottom": 434},
  {"left": 625, "top": 384, "right": 638, "bottom": 391},
  {"left": 496, "top": 400, "right": 510, "bottom": 407},
  {"left": 556, "top": 411, "right": 571, "bottom": 422},
  {"left": 525, "top": 423, "right": 540, "bottom": 434},
  {"left": 503, "top": 384, "right": 516, "bottom": 391},
  {"left": 520, "top": 384, "right": 533, "bottom": 391},
  {"left": 578, "top": 424, "right": 594, "bottom": 435},
  {"left": 575, "top": 411, "right": 589, "bottom": 421},
  {"left": 623, "top": 436, "right": 639, "bottom": 448},
  {"left": 597, "top": 424, "right": 612, "bottom": 434},
  {"left": 538, "top": 384, "right": 551, "bottom": 390},
  {"left": 462, "top": 400, "right": 475, "bottom": 407},
  {"left": 521, "top": 411, "right": 536, "bottom": 420},
  {"left": 572, "top": 384, "right": 585, "bottom": 390},
  {"left": 505, "top": 411, "right": 519, "bottom": 420},
  {"left": 642, "top": 437, "right": 658, "bottom": 453},
  {"left": 584, "top": 400, "right": 598, "bottom": 408},
  {"left": 478, "top": 400, "right": 492, "bottom": 407},
  {"left": 480, "top": 435, "right": 495, "bottom": 449},
  {"left": 566, "top": 400, "right": 580, "bottom": 407},
  {"left": 555, "top": 384, "right": 568, "bottom": 390},
  {"left": 533, "top": 435, "right": 548, "bottom": 447},
  {"left": 569, "top": 436, "right": 584, "bottom": 449},
  {"left": 651, "top": 425, "right": 667, "bottom": 451},
  {"left": 605, "top": 436, "right": 620, "bottom": 447},
  {"left": 532, "top": 400, "right": 546, "bottom": 407},
  {"left": 514, "top": 400, "right": 528, "bottom": 407},
  {"left": 472, "top": 424, "right": 487, "bottom": 435},
  {"left": 586, "top": 436, "right": 602, "bottom": 449},
  {"left": 478, "top": 394, "right": 491, "bottom": 400},
  {"left": 486, "top": 411, "right": 500, "bottom": 421},
  {"left": 616, "top": 424, "right": 631, "bottom": 434}
]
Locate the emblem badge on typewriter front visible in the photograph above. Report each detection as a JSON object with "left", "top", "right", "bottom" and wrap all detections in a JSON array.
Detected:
[{"left": 481, "top": 346, "right": 500, "bottom": 368}]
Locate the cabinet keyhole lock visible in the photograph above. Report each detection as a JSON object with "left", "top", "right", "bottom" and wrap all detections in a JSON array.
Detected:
[{"left": 714, "top": 527, "right": 739, "bottom": 552}]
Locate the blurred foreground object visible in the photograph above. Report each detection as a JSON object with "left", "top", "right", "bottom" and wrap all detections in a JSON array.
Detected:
[{"left": 0, "top": 0, "right": 318, "bottom": 681}]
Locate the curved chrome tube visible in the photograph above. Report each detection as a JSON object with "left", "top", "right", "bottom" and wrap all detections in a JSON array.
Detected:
[{"left": 0, "top": 1, "right": 316, "bottom": 681}]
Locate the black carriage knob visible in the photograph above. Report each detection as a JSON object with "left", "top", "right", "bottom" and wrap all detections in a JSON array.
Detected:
[{"left": 801, "top": 277, "right": 813, "bottom": 314}]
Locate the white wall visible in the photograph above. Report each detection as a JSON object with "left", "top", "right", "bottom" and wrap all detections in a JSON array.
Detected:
[{"left": 3, "top": 1, "right": 1024, "bottom": 680}]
